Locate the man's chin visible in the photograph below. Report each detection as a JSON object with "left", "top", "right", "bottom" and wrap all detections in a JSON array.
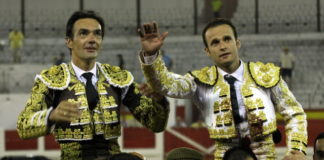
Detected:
[
  {"left": 85, "top": 52, "right": 98, "bottom": 58},
  {"left": 82, "top": 55, "right": 97, "bottom": 61},
  {"left": 215, "top": 60, "right": 232, "bottom": 67}
]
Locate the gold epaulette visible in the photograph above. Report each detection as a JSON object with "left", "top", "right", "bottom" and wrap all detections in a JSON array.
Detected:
[
  {"left": 98, "top": 63, "right": 133, "bottom": 88},
  {"left": 248, "top": 61, "right": 280, "bottom": 88},
  {"left": 36, "top": 63, "right": 70, "bottom": 90},
  {"left": 189, "top": 66, "right": 218, "bottom": 86}
]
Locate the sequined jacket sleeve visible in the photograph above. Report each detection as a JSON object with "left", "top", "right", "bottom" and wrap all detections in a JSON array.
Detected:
[
  {"left": 140, "top": 52, "right": 197, "bottom": 98},
  {"left": 270, "top": 79, "right": 307, "bottom": 154},
  {"left": 17, "top": 78, "right": 54, "bottom": 139},
  {"left": 99, "top": 62, "right": 170, "bottom": 132},
  {"left": 123, "top": 83, "right": 170, "bottom": 132}
]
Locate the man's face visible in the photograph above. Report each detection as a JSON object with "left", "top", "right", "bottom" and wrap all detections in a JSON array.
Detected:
[
  {"left": 67, "top": 18, "right": 103, "bottom": 63},
  {"left": 314, "top": 139, "right": 324, "bottom": 160},
  {"left": 204, "top": 24, "right": 241, "bottom": 70}
]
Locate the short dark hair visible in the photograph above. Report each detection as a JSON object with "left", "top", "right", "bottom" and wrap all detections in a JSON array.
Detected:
[
  {"left": 108, "top": 153, "right": 143, "bottom": 160},
  {"left": 166, "top": 147, "right": 203, "bottom": 160},
  {"left": 314, "top": 132, "right": 324, "bottom": 152},
  {"left": 223, "top": 146, "right": 257, "bottom": 160},
  {"left": 66, "top": 10, "right": 105, "bottom": 39},
  {"left": 202, "top": 18, "right": 238, "bottom": 48}
]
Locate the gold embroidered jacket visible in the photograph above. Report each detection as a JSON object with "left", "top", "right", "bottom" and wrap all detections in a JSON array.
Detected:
[
  {"left": 140, "top": 54, "right": 307, "bottom": 154},
  {"left": 17, "top": 62, "right": 169, "bottom": 158}
]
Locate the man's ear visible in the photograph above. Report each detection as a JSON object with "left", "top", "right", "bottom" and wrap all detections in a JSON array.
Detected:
[
  {"left": 65, "top": 37, "right": 72, "bottom": 49},
  {"left": 236, "top": 39, "right": 241, "bottom": 49},
  {"left": 204, "top": 47, "right": 210, "bottom": 57}
]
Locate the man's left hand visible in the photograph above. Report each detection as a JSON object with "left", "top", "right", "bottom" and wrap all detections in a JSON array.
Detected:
[{"left": 139, "top": 83, "right": 164, "bottom": 101}]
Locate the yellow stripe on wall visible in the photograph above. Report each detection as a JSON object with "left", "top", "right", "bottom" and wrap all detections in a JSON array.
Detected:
[{"left": 276, "top": 111, "right": 324, "bottom": 120}]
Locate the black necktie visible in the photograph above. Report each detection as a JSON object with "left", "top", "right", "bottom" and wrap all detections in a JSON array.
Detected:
[
  {"left": 82, "top": 72, "right": 99, "bottom": 110},
  {"left": 224, "top": 75, "right": 243, "bottom": 124}
]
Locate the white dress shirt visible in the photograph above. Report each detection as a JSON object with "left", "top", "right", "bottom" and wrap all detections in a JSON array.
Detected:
[
  {"left": 218, "top": 61, "right": 250, "bottom": 137},
  {"left": 71, "top": 61, "right": 98, "bottom": 87}
]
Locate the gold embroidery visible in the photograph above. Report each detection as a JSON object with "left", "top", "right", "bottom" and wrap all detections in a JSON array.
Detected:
[
  {"left": 248, "top": 111, "right": 267, "bottom": 124},
  {"left": 60, "top": 142, "right": 81, "bottom": 160},
  {"left": 104, "top": 125, "right": 121, "bottom": 138},
  {"left": 99, "top": 63, "right": 133, "bottom": 87},
  {"left": 291, "top": 132, "right": 307, "bottom": 145},
  {"left": 285, "top": 97, "right": 298, "bottom": 107},
  {"left": 65, "top": 128, "right": 73, "bottom": 139},
  {"left": 95, "top": 124, "right": 104, "bottom": 133},
  {"left": 103, "top": 110, "right": 118, "bottom": 123},
  {"left": 83, "top": 125, "right": 92, "bottom": 139},
  {"left": 214, "top": 101, "right": 220, "bottom": 113},
  {"left": 245, "top": 98, "right": 265, "bottom": 111},
  {"left": 111, "top": 111, "right": 118, "bottom": 122},
  {"left": 93, "top": 112, "right": 102, "bottom": 122},
  {"left": 73, "top": 129, "right": 82, "bottom": 139},
  {"left": 16, "top": 79, "right": 50, "bottom": 139},
  {"left": 54, "top": 124, "right": 96, "bottom": 140},
  {"left": 242, "top": 87, "right": 253, "bottom": 97},
  {"left": 57, "top": 128, "right": 64, "bottom": 139},
  {"left": 208, "top": 126, "right": 237, "bottom": 139},
  {"left": 38, "top": 63, "right": 70, "bottom": 89},
  {"left": 190, "top": 66, "right": 217, "bottom": 86},
  {"left": 214, "top": 98, "right": 231, "bottom": 113},
  {"left": 101, "top": 96, "right": 117, "bottom": 108},
  {"left": 134, "top": 83, "right": 140, "bottom": 94},
  {"left": 223, "top": 111, "right": 233, "bottom": 126},
  {"left": 79, "top": 110, "right": 90, "bottom": 124},
  {"left": 97, "top": 83, "right": 108, "bottom": 94},
  {"left": 290, "top": 141, "right": 307, "bottom": 153},
  {"left": 68, "top": 83, "right": 85, "bottom": 95},
  {"left": 248, "top": 61, "right": 280, "bottom": 88}
]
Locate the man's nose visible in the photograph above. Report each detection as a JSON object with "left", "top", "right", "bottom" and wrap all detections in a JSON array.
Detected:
[
  {"left": 87, "top": 34, "right": 97, "bottom": 43},
  {"left": 219, "top": 41, "right": 227, "bottom": 50},
  {"left": 88, "top": 39, "right": 96, "bottom": 44}
]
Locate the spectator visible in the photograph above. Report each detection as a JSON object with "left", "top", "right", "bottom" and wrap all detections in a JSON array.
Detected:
[
  {"left": 8, "top": 29, "right": 24, "bottom": 63},
  {"left": 313, "top": 132, "right": 324, "bottom": 160},
  {"left": 280, "top": 47, "right": 295, "bottom": 88},
  {"left": 212, "top": 0, "right": 223, "bottom": 18},
  {"left": 223, "top": 146, "right": 257, "bottom": 160},
  {"left": 166, "top": 147, "right": 203, "bottom": 160},
  {"left": 108, "top": 152, "right": 144, "bottom": 160}
]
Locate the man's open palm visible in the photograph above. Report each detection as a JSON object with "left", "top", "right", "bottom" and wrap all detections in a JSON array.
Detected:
[{"left": 138, "top": 22, "right": 168, "bottom": 55}]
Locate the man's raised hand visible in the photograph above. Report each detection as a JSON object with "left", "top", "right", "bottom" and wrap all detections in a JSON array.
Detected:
[{"left": 137, "top": 21, "right": 168, "bottom": 56}]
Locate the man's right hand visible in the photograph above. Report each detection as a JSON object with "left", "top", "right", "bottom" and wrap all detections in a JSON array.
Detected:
[
  {"left": 137, "top": 21, "right": 168, "bottom": 56},
  {"left": 49, "top": 101, "right": 81, "bottom": 123}
]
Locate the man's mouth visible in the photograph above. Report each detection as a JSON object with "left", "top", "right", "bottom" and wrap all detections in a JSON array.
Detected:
[
  {"left": 219, "top": 52, "right": 230, "bottom": 58},
  {"left": 85, "top": 47, "right": 97, "bottom": 52}
]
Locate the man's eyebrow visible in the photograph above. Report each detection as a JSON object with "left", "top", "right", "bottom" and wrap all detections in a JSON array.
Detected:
[
  {"left": 224, "top": 35, "right": 232, "bottom": 39},
  {"left": 94, "top": 29, "right": 102, "bottom": 32},
  {"left": 78, "top": 28, "right": 89, "bottom": 32},
  {"left": 210, "top": 38, "right": 219, "bottom": 44}
]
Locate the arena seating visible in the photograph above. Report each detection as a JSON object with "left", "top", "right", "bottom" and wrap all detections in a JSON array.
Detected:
[
  {"left": 231, "top": 0, "right": 321, "bottom": 34},
  {"left": 3, "top": 32, "right": 324, "bottom": 108}
]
